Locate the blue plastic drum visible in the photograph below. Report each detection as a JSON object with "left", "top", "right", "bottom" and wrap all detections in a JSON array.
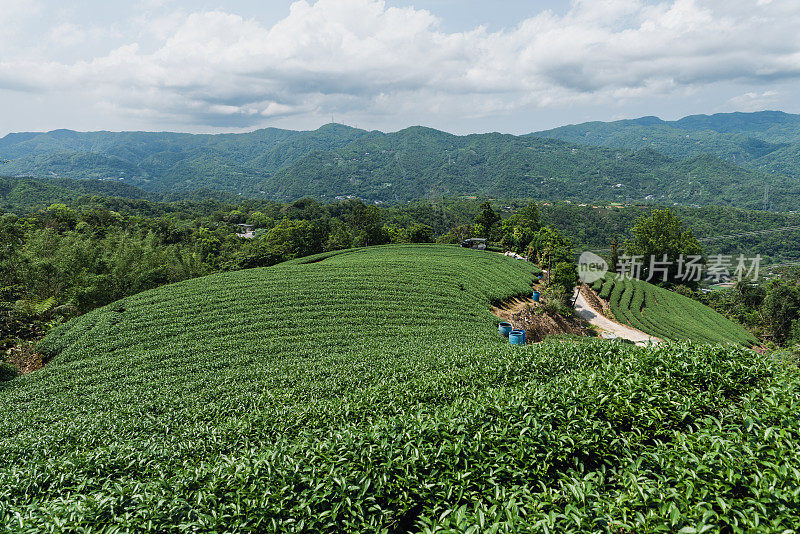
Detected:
[{"left": 509, "top": 329, "right": 526, "bottom": 345}]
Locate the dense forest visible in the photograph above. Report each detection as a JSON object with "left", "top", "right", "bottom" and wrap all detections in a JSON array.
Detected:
[{"left": 3, "top": 113, "right": 800, "bottom": 209}]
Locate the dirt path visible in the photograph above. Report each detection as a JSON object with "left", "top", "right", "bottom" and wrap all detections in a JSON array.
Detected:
[{"left": 573, "top": 290, "right": 661, "bottom": 346}]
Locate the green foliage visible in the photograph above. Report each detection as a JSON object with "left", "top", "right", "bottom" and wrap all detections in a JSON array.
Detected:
[
  {"left": 13, "top": 296, "right": 56, "bottom": 317},
  {"left": 0, "top": 176, "right": 156, "bottom": 213},
  {"left": 551, "top": 261, "right": 578, "bottom": 295},
  {"left": 625, "top": 208, "right": 703, "bottom": 286},
  {"left": 342, "top": 201, "right": 389, "bottom": 247},
  {"left": 382, "top": 223, "right": 434, "bottom": 244},
  {"left": 474, "top": 201, "right": 500, "bottom": 238},
  {"left": 761, "top": 279, "right": 800, "bottom": 344},
  {"left": 437, "top": 224, "right": 476, "bottom": 244},
  {"left": 499, "top": 203, "right": 540, "bottom": 254},
  {"left": 526, "top": 226, "right": 573, "bottom": 266},
  {"left": 0, "top": 362, "right": 17, "bottom": 382},
  {"left": 534, "top": 200, "right": 800, "bottom": 267},
  {"left": 258, "top": 129, "right": 799, "bottom": 209},
  {"left": 263, "top": 219, "right": 327, "bottom": 259},
  {"left": 406, "top": 223, "right": 433, "bottom": 243},
  {"left": 698, "top": 281, "right": 779, "bottom": 342},
  {"left": 42, "top": 203, "right": 78, "bottom": 232},
  {"left": 1, "top": 246, "right": 797, "bottom": 531},
  {"left": 598, "top": 277, "right": 615, "bottom": 299},
  {"left": 1, "top": 195, "right": 450, "bottom": 347},
  {"left": 541, "top": 284, "right": 572, "bottom": 314},
  {"left": 597, "top": 273, "right": 758, "bottom": 346}
]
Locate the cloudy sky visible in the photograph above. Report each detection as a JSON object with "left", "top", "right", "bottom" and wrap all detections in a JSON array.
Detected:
[{"left": 1, "top": 0, "right": 799, "bottom": 136}]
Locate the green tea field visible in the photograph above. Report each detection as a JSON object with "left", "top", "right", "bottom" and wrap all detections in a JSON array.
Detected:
[
  {"left": 592, "top": 274, "right": 758, "bottom": 346},
  {"left": 1, "top": 245, "right": 798, "bottom": 532}
]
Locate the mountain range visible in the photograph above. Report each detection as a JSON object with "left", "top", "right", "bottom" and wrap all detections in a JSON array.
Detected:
[
  {"left": 536, "top": 110, "right": 800, "bottom": 179},
  {"left": 1, "top": 111, "right": 799, "bottom": 210}
]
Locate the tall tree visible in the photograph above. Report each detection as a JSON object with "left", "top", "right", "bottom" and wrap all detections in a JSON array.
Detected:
[
  {"left": 527, "top": 226, "right": 573, "bottom": 267},
  {"left": 499, "top": 203, "right": 541, "bottom": 253},
  {"left": 474, "top": 202, "right": 500, "bottom": 238},
  {"left": 625, "top": 209, "right": 703, "bottom": 286},
  {"left": 762, "top": 279, "right": 800, "bottom": 343}
]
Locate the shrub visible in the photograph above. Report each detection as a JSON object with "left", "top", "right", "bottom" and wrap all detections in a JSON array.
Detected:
[
  {"left": 0, "top": 362, "right": 18, "bottom": 382},
  {"left": 598, "top": 274, "right": 757, "bottom": 345},
  {"left": 551, "top": 261, "right": 578, "bottom": 294}
]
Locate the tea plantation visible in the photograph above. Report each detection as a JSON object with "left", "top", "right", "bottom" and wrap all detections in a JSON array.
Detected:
[
  {"left": 592, "top": 274, "right": 758, "bottom": 346},
  {"left": 2, "top": 245, "right": 799, "bottom": 532}
]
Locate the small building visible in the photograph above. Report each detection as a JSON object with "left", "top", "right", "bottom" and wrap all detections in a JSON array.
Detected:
[
  {"left": 460, "top": 238, "right": 487, "bottom": 250},
  {"left": 236, "top": 224, "right": 255, "bottom": 239}
]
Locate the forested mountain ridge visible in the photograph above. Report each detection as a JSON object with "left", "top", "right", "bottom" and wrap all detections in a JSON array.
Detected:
[
  {"left": 535, "top": 110, "right": 800, "bottom": 178},
  {"left": 0, "top": 124, "right": 373, "bottom": 192},
  {"left": 259, "top": 130, "right": 796, "bottom": 209},
  {"left": 2, "top": 113, "right": 798, "bottom": 209}
]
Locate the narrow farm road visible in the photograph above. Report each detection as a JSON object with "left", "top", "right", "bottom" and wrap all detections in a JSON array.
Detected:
[{"left": 573, "top": 290, "right": 661, "bottom": 346}]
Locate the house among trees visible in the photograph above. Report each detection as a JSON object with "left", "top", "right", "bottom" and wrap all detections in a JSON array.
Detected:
[
  {"left": 236, "top": 224, "right": 255, "bottom": 239},
  {"left": 460, "top": 238, "right": 487, "bottom": 250}
]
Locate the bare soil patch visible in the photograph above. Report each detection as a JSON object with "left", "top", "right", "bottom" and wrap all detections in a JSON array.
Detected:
[
  {"left": 580, "top": 283, "right": 610, "bottom": 316},
  {"left": 492, "top": 297, "right": 594, "bottom": 343},
  {"left": 5, "top": 343, "right": 49, "bottom": 374}
]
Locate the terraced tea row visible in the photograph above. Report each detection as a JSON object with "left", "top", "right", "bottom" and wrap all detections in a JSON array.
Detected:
[{"left": 591, "top": 274, "right": 757, "bottom": 345}]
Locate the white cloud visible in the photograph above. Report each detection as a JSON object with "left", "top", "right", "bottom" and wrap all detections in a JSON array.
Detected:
[
  {"left": 48, "top": 23, "right": 87, "bottom": 47},
  {"left": 0, "top": 0, "right": 42, "bottom": 25},
  {"left": 0, "top": 0, "right": 43, "bottom": 50},
  {"left": 727, "top": 90, "right": 781, "bottom": 111},
  {"left": 3, "top": 0, "right": 800, "bottom": 128}
]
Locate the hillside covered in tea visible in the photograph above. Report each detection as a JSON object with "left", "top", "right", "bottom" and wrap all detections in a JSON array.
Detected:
[{"left": 2, "top": 245, "right": 799, "bottom": 532}]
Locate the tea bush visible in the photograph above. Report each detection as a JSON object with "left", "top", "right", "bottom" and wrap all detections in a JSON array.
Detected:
[
  {"left": 0, "top": 245, "right": 793, "bottom": 532},
  {"left": 595, "top": 274, "right": 757, "bottom": 346}
]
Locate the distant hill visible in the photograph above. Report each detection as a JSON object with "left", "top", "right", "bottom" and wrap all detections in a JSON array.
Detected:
[
  {"left": 0, "top": 124, "right": 371, "bottom": 193},
  {"left": 258, "top": 129, "right": 799, "bottom": 210},
  {"left": 0, "top": 175, "right": 156, "bottom": 212},
  {"left": 2, "top": 114, "right": 799, "bottom": 209},
  {"left": 534, "top": 110, "right": 800, "bottom": 179}
]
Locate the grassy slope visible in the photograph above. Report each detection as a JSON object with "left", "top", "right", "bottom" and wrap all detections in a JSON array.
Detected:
[{"left": 1, "top": 245, "right": 799, "bottom": 532}]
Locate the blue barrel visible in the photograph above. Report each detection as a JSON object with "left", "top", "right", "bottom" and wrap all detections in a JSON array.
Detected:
[
  {"left": 531, "top": 291, "right": 540, "bottom": 302},
  {"left": 498, "top": 322, "right": 513, "bottom": 337},
  {"left": 509, "top": 329, "right": 526, "bottom": 345}
]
